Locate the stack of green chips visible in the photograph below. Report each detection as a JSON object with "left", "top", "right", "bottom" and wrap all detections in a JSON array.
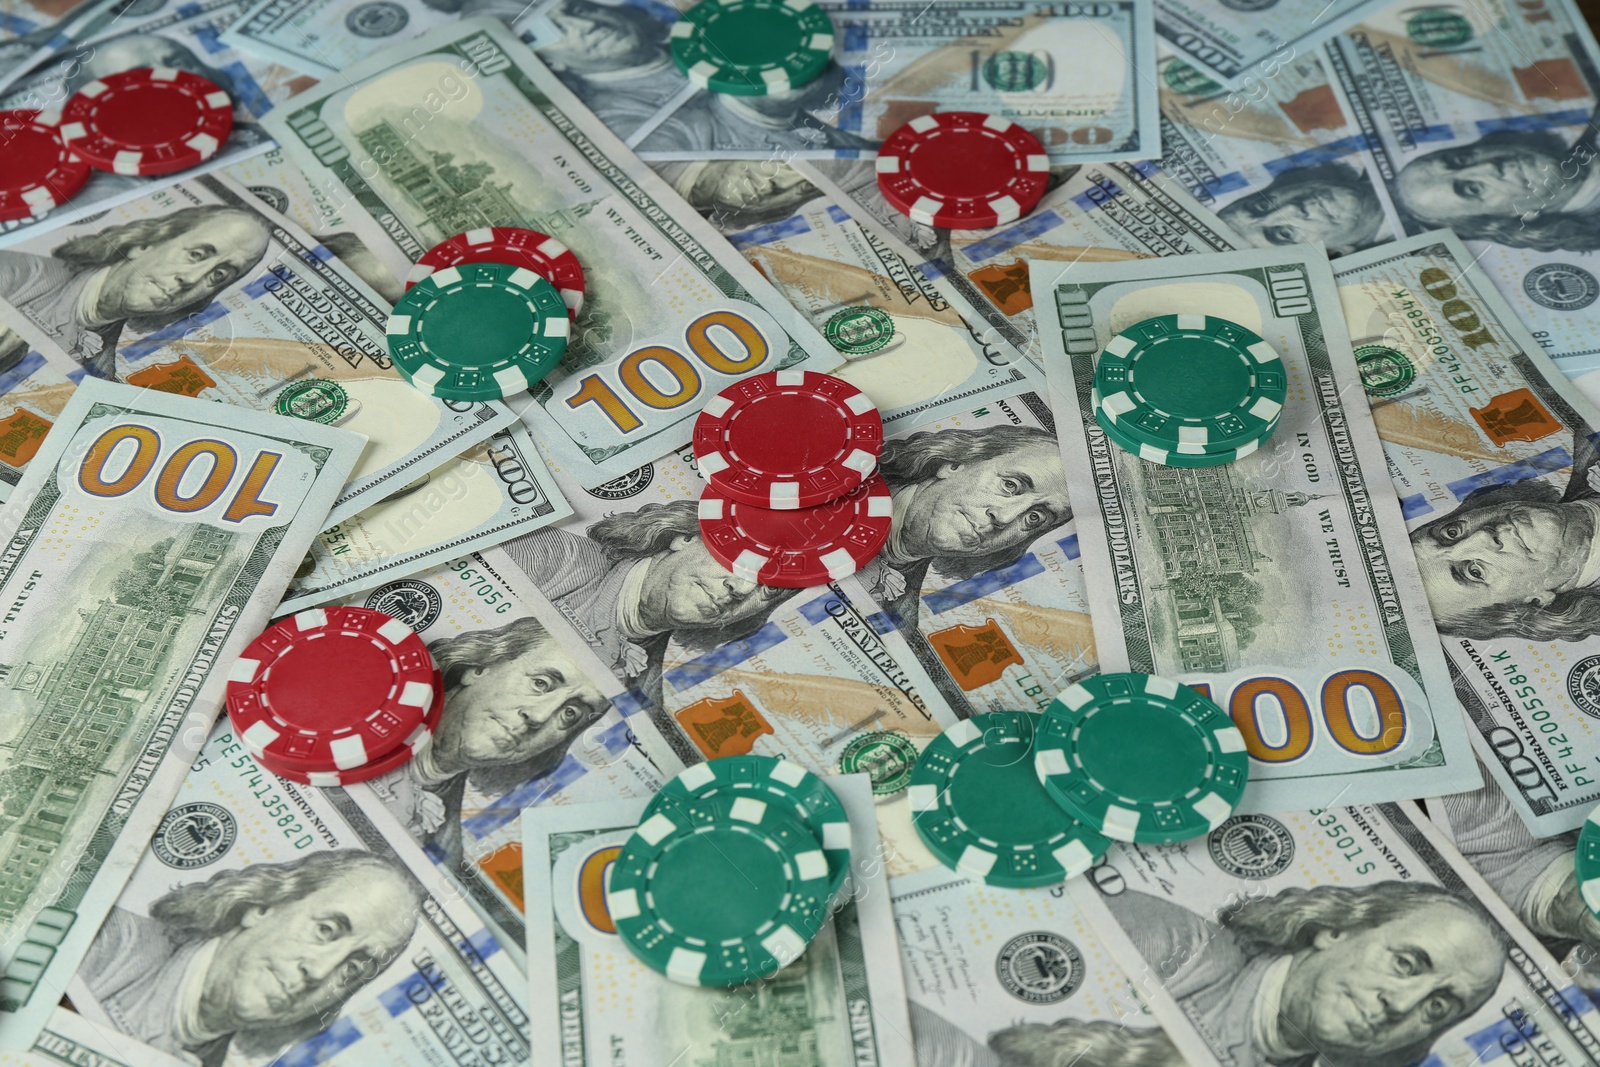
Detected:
[
  {"left": 908, "top": 675, "right": 1252, "bottom": 891},
  {"left": 608, "top": 755, "right": 851, "bottom": 986}
]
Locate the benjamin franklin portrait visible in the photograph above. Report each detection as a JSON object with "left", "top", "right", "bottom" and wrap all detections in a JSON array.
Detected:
[
  {"left": 1409, "top": 430, "right": 1600, "bottom": 642},
  {"left": 858, "top": 424, "right": 1071, "bottom": 707},
  {"left": 79, "top": 849, "right": 423, "bottom": 1067},
  {"left": 369, "top": 615, "right": 610, "bottom": 870},
  {"left": 1442, "top": 770, "right": 1600, "bottom": 986},
  {"left": 909, "top": 1003, "right": 1185, "bottom": 1067},
  {"left": 1393, "top": 129, "right": 1600, "bottom": 252},
  {"left": 499, "top": 499, "right": 798, "bottom": 708},
  {"left": 1218, "top": 161, "right": 1386, "bottom": 256},
  {"left": 1102, "top": 881, "right": 1505, "bottom": 1067},
  {"left": 0, "top": 205, "right": 272, "bottom": 378}
]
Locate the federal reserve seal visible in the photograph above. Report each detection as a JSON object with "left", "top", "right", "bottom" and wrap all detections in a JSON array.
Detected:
[
  {"left": 246, "top": 184, "right": 289, "bottom": 216},
  {"left": 824, "top": 306, "right": 895, "bottom": 355},
  {"left": 1208, "top": 814, "right": 1294, "bottom": 879},
  {"left": 588, "top": 464, "right": 654, "bottom": 500},
  {"left": 275, "top": 379, "right": 349, "bottom": 424},
  {"left": 346, "top": 0, "right": 409, "bottom": 37},
  {"left": 1567, "top": 656, "right": 1600, "bottom": 718},
  {"left": 839, "top": 731, "right": 918, "bottom": 795},
  {"left": 996, "top": 932, "right": 1085, "bottom": 1004},
  {"left": 153, "top": 803, "right": 236, "bottom": 869},
  {"left": 366, "top": 579, "right": 444, "bottom": 633},
  {"left": 1524, "top": 263, "right": 1599, "bottom": 311}
]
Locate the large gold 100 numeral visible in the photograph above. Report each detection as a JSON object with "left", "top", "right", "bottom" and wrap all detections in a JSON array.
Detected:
[
  {"left": 566, "top": 311, "right": 770, "bottom": 433},
  {"left": 1190, "top": 669, "right": 1406, "bottom": 762}
]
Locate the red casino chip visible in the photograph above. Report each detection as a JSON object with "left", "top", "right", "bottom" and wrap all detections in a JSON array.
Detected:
[
  {"left": 225, "top": 606, "right": 437, "bottom": 773},
  {"left": 250, "top": 670, "right": 443, "bottom": 788},
  {"left": 875, "top": 111, "right": 1049, "bottom": 230},
  {"left": 0, "top": 110, "right": 90, "bottom": 222},
  {"left": 406, "top": 227, "right": 586, "bottom": 318},
  {"left": 698, "top": 472, "right": 893, "bottom": 587},
  {"left": 60, "top": 67, "right": 234, "bottom": 176},
  {"left": 693, "top": 370, "right": 883, "bottom": 510}
]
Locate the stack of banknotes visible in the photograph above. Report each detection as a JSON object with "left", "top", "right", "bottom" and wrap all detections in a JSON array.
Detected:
[{"left": 6, "top": 0, "right": 1600, "bottom": 1063}]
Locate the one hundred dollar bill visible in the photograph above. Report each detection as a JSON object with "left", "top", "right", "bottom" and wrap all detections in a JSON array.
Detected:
[
  {"left": 1156, "top": 50, "right": 1394, "bottom": 255},
  {"left": 0, "top": 0, "right": 89, "bottom": 42},
  {"left": 0, "top": 0, "right": 311, "bottom": 245},
  {"left": 0, "top": 379, "right": 364, "bottom": 1048},
  {"left": 631, "top": 0, "right": 1160, "bottom": 165},
  {"left": 0, "top": 333, "right": 71, "bottom": 500},
  {"left": 1154, "top": 0, "right": 1384, "bottom": 85},
  {"left": 890, "top": 866, "right": 1186, "bottom": 1067},
  {"left": 280, "top": 424, "right": 571, "bottom": 613},
  {"left": 0, "top": 171, "right": 514, "bottom": 522},
  {"left": 224, "top": 0, "right": 693, "bottom": 141},
  {"left": 224, "top": 0, "right": 1160, "bottom": 165},
  {"left": 1032, "top": 244, "right": 1480, "bottom": 809},
  {"left": 22, "top": 1005, "right": 189, "bottom": 1067},
  {"left": 652, "top": 159, "right": 1050, "bottom": 431},
  {"left": 1323, "top": 0, "right": 1600, "bottom": 366},
  {"left": 497, "top": 438, "right": 955, "bottom": 875},
  {"left": 223, "top": 147, "right": 407, "bottom": 303},
  {"left": 338, "top": 547, "right": 676, "bottom": 959},
  {"left": 0, "top": 0, "right": 154, "bottom": 91},
  {"left": 795, "top": 158, "right": 1244, "bottom": 364},
  {"left": 1432, "top": 761, "right": 1600, "bottom": 991},
  {"left": 65, "top": 722, "right": 530, "bottom": 1067},
  {"left": 263, "top": 17, "right": 843, "bottom": 489},
  {"left": 0, "top": 148, "right": 410, "bottom": 502},
  {"left": 1335, "top": 229, "right": 1600, "bottom": 835},
  {"left": 1072, "top": 802, "right": 1600, "bottom": 1067},
  {"left": 834, "top": 387, "right": 1097, "bottom": 722},
  {"left": 522, "top": 777, "right": 916, "bottom": 1067}
]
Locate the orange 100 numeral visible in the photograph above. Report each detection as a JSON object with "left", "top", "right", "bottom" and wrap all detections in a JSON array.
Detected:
[
  {"left": 1190, "top": 669, "right": 1406, "bottom": 762},
  {"left": 565, "top": 311, "right": 769, "bottom": 433}
]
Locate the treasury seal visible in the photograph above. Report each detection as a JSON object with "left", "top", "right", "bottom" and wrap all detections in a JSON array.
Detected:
[
  {"left": 275, "top": 379, "right": 349, "bottom": 424},
  {"left": 824, "top": 307, "right": 895, "bottom": 355},
  {"left": 839, "top": 731, "right": 918, "bottom": 796}
]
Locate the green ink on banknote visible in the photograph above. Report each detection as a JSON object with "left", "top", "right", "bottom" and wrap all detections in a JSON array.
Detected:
[
  {"left": 1405, "top": 10, "right": 1472, "bottom": 47},
  {"left": 839, "top": 731, "right": 918, "bottom": 795},
  {"left": 982, "top": 50, "right": 1050, "bottom": 92},
  {"left": 825, "top": 307, "right": 896, "bottom": 355},
  {"left": 1354, "top": 344, "right": 1416, "bottom": 397},
  {"left": 275, "top": 379, "right": 350, "bottom": 424}
]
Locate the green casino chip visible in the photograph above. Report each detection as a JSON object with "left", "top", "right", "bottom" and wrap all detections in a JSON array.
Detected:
[
  {"left": 644, "top": 755, "right": 851, "bottom": 900},
  {"left": 1092, "top": 390, "right": 1277, "bottom": 468},
  {"left": 1035, "top": 673, "right": 1249, "bottom": 844},
  {"left": 909, "top": 711, "right": 1111, "bottom": 888},
  {"left": 1577, "top": 805, "right": 1600, "bottom": 918},
  {"left": 671, "top": 0, "right": 835, "bottom": 96},
  {"left": 386, "top": 261, "right": 569, "bottom": 401},
  {"left": 1093, "top": 314, "right": 1287, "bottom": 458},
  {"left": 608, "top": 792, "right": 832, "bottom": 986}
]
